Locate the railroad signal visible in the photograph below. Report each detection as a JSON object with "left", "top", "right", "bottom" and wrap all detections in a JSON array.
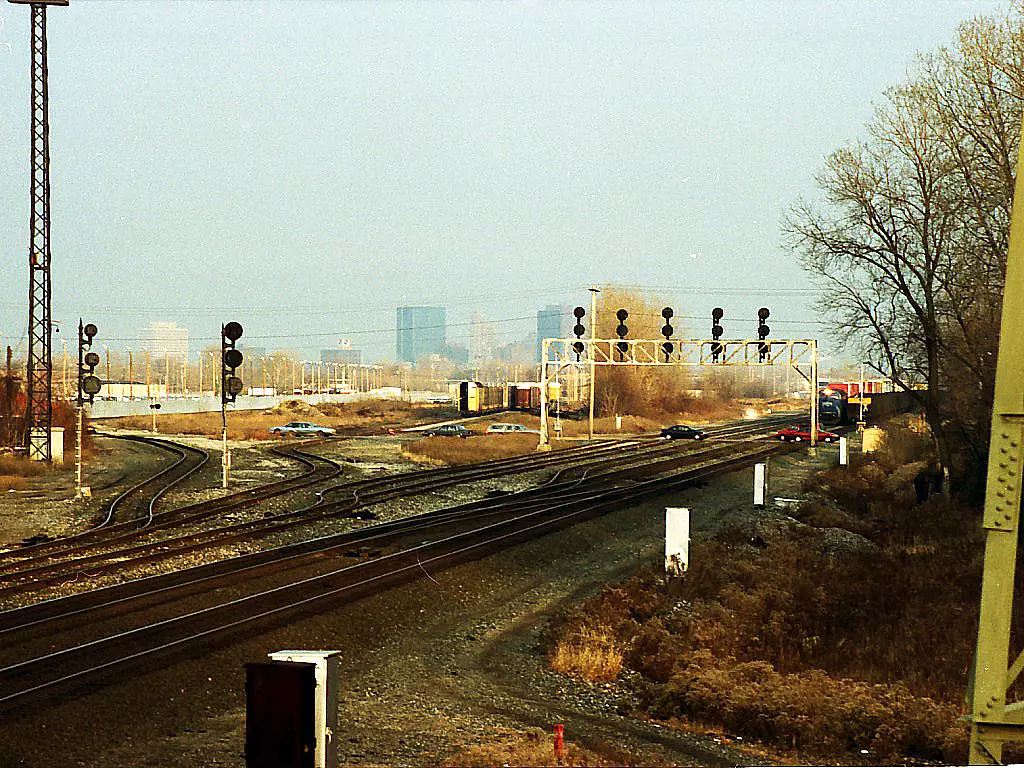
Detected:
[
  {"left": 78, "top": 320, "right": 101, "bottom": 404},
  {"left": 221, "top": 321, "right": 244, "bottom": 404},
  {"left": 661, "top": 307, "right": 675, "bottom": 361},
  {"left": 711, "top": 307, "right": 724, "bottom": 363},
  {"left": 757, "top": 307, "right": 770, "bottom": 362},
  {"left": 572, "top": 307, "right": 586, "bottom": 360},
  {"left": 615, "top": 309, "right": 629, "bottom": 359}
]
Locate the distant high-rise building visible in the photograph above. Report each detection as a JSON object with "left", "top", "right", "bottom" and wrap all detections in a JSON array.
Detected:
[
  {"left": 321, "top": 348, "right": 362, "bottom": 365},
  {"left": 441, "top": 343, "right": 470, "bottom": 366},
  {"left": 396, "top": 306, "right": 446, "bottom": 363},
  {"left": 140, "top": 321, "right": 189, "bottom": 360},
  {"left": 536, "top": 305, "right": 570, "bottom": 362},
  {"left": 470, "top": 312, "right": 496, "bottom": 364}
]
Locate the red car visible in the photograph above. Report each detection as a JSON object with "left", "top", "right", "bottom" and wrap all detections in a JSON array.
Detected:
[{"left": 775, "top": 424, "right": 839, "bottom": 443}]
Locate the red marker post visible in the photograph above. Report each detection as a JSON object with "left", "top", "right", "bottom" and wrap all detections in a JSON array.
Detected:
[{"left": 553, "top": 723, "right": 565, "bottom": 761}]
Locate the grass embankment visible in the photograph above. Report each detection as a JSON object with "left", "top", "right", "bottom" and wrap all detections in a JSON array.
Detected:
[
  {"left": 544, "top": 419, "right": 983, "bottom": 764},
  {"left": 402, "top": 433, "right": 571, "bottom": 465},
  {"left": 0, "top": 455, "right": 48, "bottom": 491},
  {"left": 100, "top": 400, "right": 445, "bottom": 440}
]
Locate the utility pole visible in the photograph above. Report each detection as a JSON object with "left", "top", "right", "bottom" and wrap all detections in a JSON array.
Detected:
[{"left": 11, "top": 0, "right": 69, "bottom": 460}]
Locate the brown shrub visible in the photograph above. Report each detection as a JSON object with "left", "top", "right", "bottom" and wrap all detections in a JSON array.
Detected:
[
  {"left": 549, "top": 624, "right": 624, "bottom": 682},
  {"left": 0, "top": 455, "right": 48, "bottom": 477},
  {"left": 641, "top": 650, "right": 962, "bottom": 763}
]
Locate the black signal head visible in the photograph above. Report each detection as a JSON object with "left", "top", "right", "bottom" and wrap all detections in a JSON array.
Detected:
[{"left": 223, "top": 321, "right": 244, "bottom": 342}]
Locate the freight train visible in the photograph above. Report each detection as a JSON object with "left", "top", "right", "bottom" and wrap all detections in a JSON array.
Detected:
[
  {"left": 450, "top": 381, "right": 574, "bottom": 416},
  {"left": 818, "top": 382, "right": 916, "bottom": 426}
]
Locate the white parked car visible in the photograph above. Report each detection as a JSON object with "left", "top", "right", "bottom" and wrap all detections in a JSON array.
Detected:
[{"left": 486, "top": 423, "right": 538, "bottom": 435}]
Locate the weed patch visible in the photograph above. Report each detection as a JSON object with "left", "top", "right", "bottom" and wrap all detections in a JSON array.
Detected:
[
  {"left": 402, "top": 434, "right": 569, "bottom": 465},
  {"left": 544, "top": 434, "right": 985, "bottom": 763}
]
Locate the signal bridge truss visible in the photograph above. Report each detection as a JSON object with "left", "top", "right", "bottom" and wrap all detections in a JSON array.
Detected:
[{"left": 538, "top": 337, "right": 820, "bottom": 449}]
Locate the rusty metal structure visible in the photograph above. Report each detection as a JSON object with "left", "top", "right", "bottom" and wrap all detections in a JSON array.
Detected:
[{"left": 9, "top": 0, "right": 68, "bottom": 460}]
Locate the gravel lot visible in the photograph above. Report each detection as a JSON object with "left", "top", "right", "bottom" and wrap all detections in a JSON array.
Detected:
[{"left": 0, "top": 431, "right": 836, "bottom": 766}]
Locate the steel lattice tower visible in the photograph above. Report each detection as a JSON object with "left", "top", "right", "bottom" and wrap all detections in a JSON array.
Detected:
[{"left": 10, "top": 0, "right": 67, "bottom": 460}]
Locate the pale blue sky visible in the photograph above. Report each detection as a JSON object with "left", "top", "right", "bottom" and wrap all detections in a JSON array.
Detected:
[{"left": 0, "top": 0, "right": 1008, "bottom": 362}]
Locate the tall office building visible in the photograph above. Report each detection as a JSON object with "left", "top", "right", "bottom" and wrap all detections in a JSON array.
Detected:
[
  {"left": 536, "top": 305, "right": 570, "bottom": 362},
  {"left": 396, "top": 306, "right": 446, "bottom": 363},
  {"left": 469, "top": 312, "right": 496, "bottom": 365},
  {"left": 140, "top": 321, "right": 189, "bottom": 360}
]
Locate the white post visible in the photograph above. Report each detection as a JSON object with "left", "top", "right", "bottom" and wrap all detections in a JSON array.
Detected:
[
  {"left": 75, "top": 403, "right": 83, "bottom": 498},
  {"left": 615, "top": 414, "right": 622, "bottom": 430},
  {"left": 754, "top": 462, "right": 767, "bottom": 508},
  {"left": 839, "top": 436, "right": 849, "bottom": 466},
  {"left": 665, "top": 507, "right": 690, "bottom": 576}
]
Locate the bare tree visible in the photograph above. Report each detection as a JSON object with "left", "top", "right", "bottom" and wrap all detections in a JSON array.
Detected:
[{"left": 786, "top": 8, "right": 1023, "bottom": 497}]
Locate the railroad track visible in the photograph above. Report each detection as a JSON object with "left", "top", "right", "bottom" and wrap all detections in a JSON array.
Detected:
[
  {"left": 95, "top": 435, "right": 211, "bottom": 529},
  {"left": 0, "top": 422, "right": 817, "bottom": 712},
  {"left": 0, "top": 436, "right": 346, "bottom": 562},
  {"left": 0, "top": 416, "right": 797, "bottom": 595}
]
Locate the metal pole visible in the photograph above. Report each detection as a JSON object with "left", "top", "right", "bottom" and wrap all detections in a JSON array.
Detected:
[
  {"left": 22, "top": 3, "right": 60, "bottom": 461},
  {"left": 221, "top": 325, "right": 229, "bottom": 489},
  {"left": 859, "top": 362, "right": 866, "bottom": 426},
  {"left": 75, "top": 319, "right": 83, "bottom": 498},
  {"left": 538, "top": 337, "right": 551, "bottom": 451},
  {"left": 588, "top": 286, "right": 599, "bottom": 441},
  {"left": 810, "top": 341, "right": 819, "bottom": 448},
  {"left": 127, "top": 349, "right": 133, "bottom": 400},
  {"left": 222, "top": 397, "right": 229, "bottom": 489}
]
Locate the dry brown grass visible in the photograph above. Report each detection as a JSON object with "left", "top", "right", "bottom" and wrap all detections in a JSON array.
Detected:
[
  {"left": 443, "top": 728, "right": 614, "bottom": 767},
  {"left": 99, "top": 400, "right": 433, "bottom": 439},
  {"left": 542, "top": 436, "right": 986, "bottom": 763},
  {"left": 0, "top": 475, "right": 27, "bottom": 491},
  {"left": 402, "top": 433, "right": 570, "bottom": 465},
  {"left": 549, "top": 624, "right": 623, "bottom": 682},
  {"left": 0, "top": 455, "right": 48, "bottom": 477}
]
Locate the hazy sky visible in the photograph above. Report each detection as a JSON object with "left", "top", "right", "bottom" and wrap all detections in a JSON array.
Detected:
[{"left": 0, "top": 0, "right": 1008, "bottom": 364}]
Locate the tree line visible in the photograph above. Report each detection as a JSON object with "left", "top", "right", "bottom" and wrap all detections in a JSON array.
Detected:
[{"left": 786, "top": 6, "right": 1024, "bottom": 500}]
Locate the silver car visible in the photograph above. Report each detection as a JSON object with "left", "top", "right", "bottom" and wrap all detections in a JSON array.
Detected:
[{"left": 268, "top": 421, "right": 337, "bottom": 437}]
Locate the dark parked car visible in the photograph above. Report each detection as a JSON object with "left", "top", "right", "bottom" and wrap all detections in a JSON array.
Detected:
[
  {"left": 660, "top": 424, "right": 708, "bottom": 440},
  {"left": 775, "top": 424, "right": 839, "bottom": 443},
  {"left": 422, "top": 424, "right": 473, "bottom": 438}
]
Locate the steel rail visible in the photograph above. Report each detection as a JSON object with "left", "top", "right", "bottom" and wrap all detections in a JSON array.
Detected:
[
  {"left": 0, "top": 438, "right": 791, "bottom": 711},
  {"left": 0, "top": 435, "right": 789, "bottom": 643},
  {"left": 94, "top": 435, "right": 209, "bottom": 529},
  {"left": 0, "top": 441, "right": 345, "bottom": 563},
  {"left": 0, "top": 418, "right": 797, "bottom": 591}
]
